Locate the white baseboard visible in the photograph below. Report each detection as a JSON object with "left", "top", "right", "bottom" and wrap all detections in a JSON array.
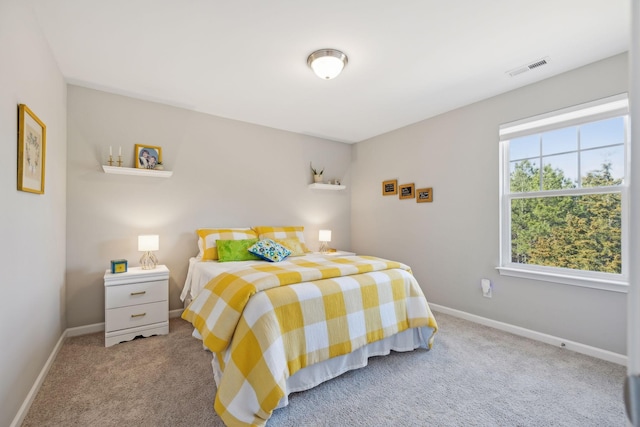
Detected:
[
  {"left": 430, "top": 303, "right": 627, "bottom": 366},
  {"left": 11, "top": 308, "right": 186, "bottom": 426},
  {"left": 63, "top": 310, "right": 183, "bottom": 338},
  {"left": 9, "top": 329, "right": 68, "bottom": 427},
  {"left": 66, "top": 322, "right": 105, "bottom": 337}
]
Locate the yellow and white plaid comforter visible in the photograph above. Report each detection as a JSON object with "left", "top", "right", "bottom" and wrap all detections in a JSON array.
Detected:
[{"left": 182, "top": 256, "right": 438, "bottom": 427}]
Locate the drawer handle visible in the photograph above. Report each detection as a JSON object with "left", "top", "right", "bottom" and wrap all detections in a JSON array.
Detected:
[
  {"left": 131, "top": 313, "right": 146, "bottom": 318},
  {"left": 130, "top": 291, "right": 146, "bottom": 296}
]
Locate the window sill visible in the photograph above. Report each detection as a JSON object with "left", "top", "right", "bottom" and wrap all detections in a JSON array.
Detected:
[{"left": 496, "top": 266, "right": 628, "bottom": 293}]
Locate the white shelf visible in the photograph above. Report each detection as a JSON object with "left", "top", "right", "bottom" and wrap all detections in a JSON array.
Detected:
[
  {"left": 308, "top": 183, "right": 346, "bottom": 191},
  {"left": 102, "top": 165, "right": 173, "bottom": 178}
]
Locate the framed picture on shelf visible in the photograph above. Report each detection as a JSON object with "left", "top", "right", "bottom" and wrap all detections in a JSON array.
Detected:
[
  {"left": 382, "top": 179, "right": 398, "bottom": 196},
  {"left": 17, "top": 104, "right": 46, "bottom": 194},
  {"left": 416, "top": 187, "right": 433, "bottom": 203},
  {"left": 135, "top": 144, "right": 162, "bottom": 169},
  {"left": 399, "top": 183, "right": 415, "bottom": 199}
]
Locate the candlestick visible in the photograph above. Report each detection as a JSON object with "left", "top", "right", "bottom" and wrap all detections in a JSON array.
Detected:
[
  {"left": 108, "top": 155, "right": 114, "bottom": 166},
  {"left": 117, "top": 155, "right": 123, "bottom": 167}
]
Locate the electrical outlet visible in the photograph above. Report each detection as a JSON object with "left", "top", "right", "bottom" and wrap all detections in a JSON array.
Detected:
[{"left": 481, "top": 279, "right": 492, "bottom": 298}]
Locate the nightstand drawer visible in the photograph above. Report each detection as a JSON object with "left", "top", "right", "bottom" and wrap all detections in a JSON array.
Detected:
[
  {"left": 105, "top": 300, "right": 168, "bottom": 332},
  {"left": 105, "top": 280, "right": 168, "bottom": 309}
]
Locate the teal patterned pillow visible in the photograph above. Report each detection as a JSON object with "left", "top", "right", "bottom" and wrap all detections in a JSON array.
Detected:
[
  {"left": 248, "top": 238, "right": 291, "bottom": 262},
  {"left": 216, "top": 239, "right": 261, "bottom": 262}
]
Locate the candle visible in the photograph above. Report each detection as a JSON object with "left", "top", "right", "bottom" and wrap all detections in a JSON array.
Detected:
[
  {"left": 109, "top": 146, "right": 112, "bottom": 156},
  {"left": 119, "top": 146, "right": 122, "bottom": 156}
]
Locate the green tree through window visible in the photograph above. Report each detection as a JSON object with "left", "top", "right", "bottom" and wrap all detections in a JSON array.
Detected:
[{"left": 510, "top": 161, "right": 621, "bottom": 273}]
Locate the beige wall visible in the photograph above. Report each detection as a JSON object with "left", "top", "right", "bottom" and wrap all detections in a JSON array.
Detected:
[
  {"left": 66, "top": 85, "right": 352, "bottom": 327},
  {"left": 0, "top": 1, "right": 67, "bottom": 425},
  {"left": 351, "top": 53, "right": 628, "bottom": 355}
]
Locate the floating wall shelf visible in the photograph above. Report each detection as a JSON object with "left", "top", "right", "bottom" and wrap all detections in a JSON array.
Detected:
[
  {"left": 308, "top": 183, "right": 346, "bottom": 191},
  {"left": 102, "top": 165, "right": 173, "bottom": 178}
]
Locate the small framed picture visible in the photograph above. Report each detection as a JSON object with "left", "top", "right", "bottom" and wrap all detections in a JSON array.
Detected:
[
  {"left": 110, "top": 259, "right": 128, "bottom": 274},
  {"left": 399, "top": 183, "right": 415, "bottom": 200},
  {"left": 382, "top": 179, "right": 398, "bottom": 196},
  {"left": 135, "top": 144, "right": 162, "bottom": 169},
  {"left": 17, "top": 104, "right": 46, "bottom": 194},
  {"left": 416, "top": 187, "right": 433, "bottom": 203}
]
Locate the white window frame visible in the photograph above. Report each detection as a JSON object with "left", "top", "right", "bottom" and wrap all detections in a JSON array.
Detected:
[{"left": 498, "top": 94, "right": 629, "bottom": 293}]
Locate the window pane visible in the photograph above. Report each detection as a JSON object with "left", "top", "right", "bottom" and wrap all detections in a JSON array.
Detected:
[
  {"left": 542, "top": 126, "right": 577, "bottom": 156},
  {"left": 581, "top": 117, "right": 624, "bottom": 149},
  {"left": 581, "top": 146, "right": 624, "bottom": 187},
  {"left": 510, "top": 194, "right": 621, "bottom": 274},
  {"left": 509, "top": 134, "right": 539, "bottom": 160},
  {"left": 542, "top": 153, "right": 578, "bottom": 190},
  {"left": 510, "top": 159, "right": 540, "bottom": 193}
]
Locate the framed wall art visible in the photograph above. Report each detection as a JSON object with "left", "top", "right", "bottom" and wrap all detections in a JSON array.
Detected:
[
  {"left": 399, "top": 183, "right": 415, "bottom": 200},
  {"left": 416, "top": 187, "right": 433, "bottom": 203},
  {"left": 135, "top": 144, "right": 162, "bottom": 169},
  {"left": 382, "top": 179, "right": 397, "bottom": 196},
  {"left": 17, "top": 104, "right": 46, "bottom": 194}
]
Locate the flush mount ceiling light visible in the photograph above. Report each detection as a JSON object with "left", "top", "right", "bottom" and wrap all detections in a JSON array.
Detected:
[{"left": 307, "top": 49, "right": 348, "bottom": 80}]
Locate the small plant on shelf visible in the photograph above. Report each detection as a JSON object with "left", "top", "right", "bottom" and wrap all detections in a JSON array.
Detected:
[
  {"left": 310, "top": 163, "right": 324, "bottom": 175},
  {"left": 311, "top": 162, "right": 324, "bottom": 183}
]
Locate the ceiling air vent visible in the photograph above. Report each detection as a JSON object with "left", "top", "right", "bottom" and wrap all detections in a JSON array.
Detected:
[{"left": 507, "top": 56, "right": 550, "bottom": 77}]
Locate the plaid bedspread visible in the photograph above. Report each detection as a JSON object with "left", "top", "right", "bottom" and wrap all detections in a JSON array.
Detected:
[{"left": 182, "top": 256, "right": 438, "bottom": 427}]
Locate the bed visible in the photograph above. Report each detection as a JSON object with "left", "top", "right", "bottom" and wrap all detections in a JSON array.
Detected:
[{"left": 180, "top": 226, "right": 438, "bottom": 427}]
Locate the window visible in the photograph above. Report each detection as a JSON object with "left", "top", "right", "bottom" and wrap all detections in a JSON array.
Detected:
[{"left": 498, "top": 94, "right": 629, "bottom": 292}]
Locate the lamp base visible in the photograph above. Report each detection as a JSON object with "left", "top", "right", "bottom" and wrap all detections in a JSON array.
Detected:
[
  {"left": 319, "top": 242, "right": 330, "bottom": 254},
  {"left": 140, "top": 251, "right": 158, "bottom": 270}
]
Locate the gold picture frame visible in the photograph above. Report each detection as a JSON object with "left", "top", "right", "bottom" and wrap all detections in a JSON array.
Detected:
[
  {"left": 416, "top": 187, "right": 433, "bottom": 203},
  {"left": 135, "top": 144, "right": 162, "bottom": 169},
  {"left": 17, "top": 104, "right": 46, "bottom": 194},
  {"left": 382, "top": 179, "right": 398, "bottom": 196},
  {"left": 399, "top": 183, "right": 415, "bottom": 200}
]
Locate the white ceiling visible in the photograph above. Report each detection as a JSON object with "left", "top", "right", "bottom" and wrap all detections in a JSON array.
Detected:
[{"left": 31, "top": 0, "right": 629, "bottom": 143}]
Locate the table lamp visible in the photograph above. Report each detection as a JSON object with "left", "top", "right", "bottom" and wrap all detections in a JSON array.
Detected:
[
  {"left": 318, "top": 229, "right": 331, "bottom": 254},
  {"left": 138, "top": 234, "right": 159, "bottom": 270}
]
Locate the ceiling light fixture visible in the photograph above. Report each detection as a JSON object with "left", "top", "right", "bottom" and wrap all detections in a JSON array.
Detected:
[{"left": 307, "top": 49, "right": 348, "bottom": 80}]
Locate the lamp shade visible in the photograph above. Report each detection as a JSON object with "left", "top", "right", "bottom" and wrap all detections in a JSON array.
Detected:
[
  {"left": 307, "top": 49, "right": 348, "bottom": 80},
  {"left": 138, "top": 235, "right": 159, "bottom": 252},
  {"left": 318, "top": 229, "right": 332, "bottom": 242}
]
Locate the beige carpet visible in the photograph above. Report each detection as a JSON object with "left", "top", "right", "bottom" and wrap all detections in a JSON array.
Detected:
[{"left": 22, "top": 313, "right": 626, "bottom": 426}]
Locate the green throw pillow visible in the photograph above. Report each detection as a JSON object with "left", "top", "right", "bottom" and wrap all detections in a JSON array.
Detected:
[{"left": 216, "top": 238, "right": 261, "bottom": 262}]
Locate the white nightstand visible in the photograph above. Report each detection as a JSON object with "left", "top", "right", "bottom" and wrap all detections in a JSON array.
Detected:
[
  {"left": 103, "top": 265, "right": 169, "bottom": 347},
  {"left": 318, "top": 250, "right": 356, "bottom": 256}
]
